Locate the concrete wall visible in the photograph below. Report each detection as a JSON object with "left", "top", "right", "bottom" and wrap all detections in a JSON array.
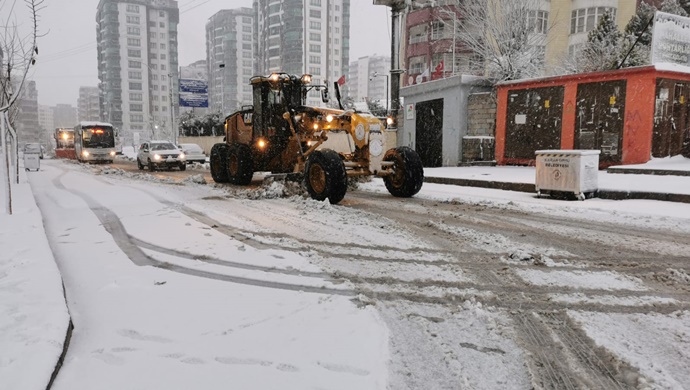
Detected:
[
  {"left": 399, "top": 74, "right": 492, "bottom": 166},
  {"left": 177, "top": 136, "right": 224, "bottom": 155}
]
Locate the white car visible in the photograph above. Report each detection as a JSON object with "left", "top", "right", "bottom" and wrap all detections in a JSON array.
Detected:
[
  {"left": 137, "top": 140, "right": 186, "bottom": 171},
  {"left": 178, "top": 143, "right": 206, "bottom": 164}
]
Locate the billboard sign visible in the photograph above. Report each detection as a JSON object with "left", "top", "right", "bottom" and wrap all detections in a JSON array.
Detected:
[
  {"left": 179, "top": 79, "right": 209, "bottom": 107},
  {"left": 651, "top": 11, "right": 690, "bottom": 66}
]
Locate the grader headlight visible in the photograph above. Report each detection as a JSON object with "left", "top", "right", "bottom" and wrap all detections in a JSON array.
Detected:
[
  {"left": 270, "top": 73, "right": 280, "bottom": 82},
  {"left": 301, "top": 74, "right": 312, "bottom": 84},
  {"left": 326, "top": 114, "right": 334, "bottom": 123},
  {"left": 257, "top": 138, "right": 268, "bottom": 150}
]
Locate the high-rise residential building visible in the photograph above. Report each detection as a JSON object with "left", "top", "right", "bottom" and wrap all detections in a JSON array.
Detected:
[
  {"left": 53, "top": 104, "right": 78, "bottom": 128},
  {"left": 37, "top": 105, "right": 55, "bottom": 133},
  {"left": 206, "top": 8, "right": 254, "bottom": 115},
  {"left": 78, "top": 86, "right": 101, "bottom": 122},
  {"left": 348, "top": 55, "right": 391, "bottom": 104},
  {"left": 180, "top": 60, "right": 210, "bottom": 116},
  {"left": 96, "top": 0, "right": 180, "bottom": 146},
  {"left": 255, "top": 0, "right": 350, "bottom": 106},
  {"left": 15, "top": 80, "right": 40, "bottom": 144}
]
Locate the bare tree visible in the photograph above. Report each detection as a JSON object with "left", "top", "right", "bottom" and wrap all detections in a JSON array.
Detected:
[
  {"left": 456, "top": 0, "right": 551, "bottom": 82},
  {"left": 1, "top": 0, "right": 43, "bottom": 215}
]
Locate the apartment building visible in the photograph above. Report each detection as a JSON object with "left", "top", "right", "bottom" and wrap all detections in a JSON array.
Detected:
[
  {"left": 206, "top": 8, "right": 254, "bottom": 115},
  {"left": 96, "top": 0, "right": 180, "bottom": 146},
  {"left": 402, "top": 0, "right": 637, "bottom": 86},
  {"left": 78, "top": 86, "right": 101, "bottom": 122},
  {"left": 53, "top": 104, "right": 78, "bottom": 128},
  {"left": 348, "top": 55, "right": 391, "bottom": 104},
  {"left": 37, "top": 105, "right": 55, "bottom": 134},
  {"left": 255, "top": 0, "right": 351, "bottom": 106}
]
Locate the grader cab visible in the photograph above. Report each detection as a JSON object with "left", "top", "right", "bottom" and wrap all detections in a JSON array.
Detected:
[{"left": 209, "top": 72, "right": 424, "bottom": 204}]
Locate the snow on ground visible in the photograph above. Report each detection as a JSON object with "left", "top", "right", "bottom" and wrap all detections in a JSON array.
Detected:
[
  {"left": 514, "top": 269, "right": 648, "bottom": 291},
  {"left": 5, "top": 160, "right": 389, "bottom": 390},
  {"left": 3, "top": 154, "right": 690, "bottom": 389},
  {"left": 0, "top": 173, "right": 70, "bottom": 390},
  {"left": 569, "top": 310, "right": 690, "bottom": 389}
]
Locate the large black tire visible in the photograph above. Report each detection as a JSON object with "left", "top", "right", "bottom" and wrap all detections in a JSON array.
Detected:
[
  {"left": 304, "top": 149, "right": 347, "bottom": 204},
  {"left": 210, "top": 144, "right": 229, "bottom": 183},
  {"left": 227, "top": 143, "right": 254, "bottom": 185},
  {"left": 383, "top": 146, "right": 424, "bottom": 197},
  {"left": 148, "top": 159, "right": 156, "bottom": 171},
  {"left": 179, "top": 163, "right": 186, "bottom": 171},
  {"left": 137, "top": 158, "right": 144, "bottom": 170}
]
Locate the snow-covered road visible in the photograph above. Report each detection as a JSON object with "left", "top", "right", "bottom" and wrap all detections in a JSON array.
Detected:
[{"left": 11, "top": 157, "right": 690, "bottom": 389}]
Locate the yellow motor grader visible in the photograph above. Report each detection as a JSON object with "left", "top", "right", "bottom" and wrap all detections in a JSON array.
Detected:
[{"left": 209, "top": 72, "right": 424, "bottom": 204}]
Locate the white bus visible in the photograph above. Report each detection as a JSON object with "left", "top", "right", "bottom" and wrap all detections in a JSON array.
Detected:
[{"left": 74, "top": 121, "right": 117, "bottom": 163}]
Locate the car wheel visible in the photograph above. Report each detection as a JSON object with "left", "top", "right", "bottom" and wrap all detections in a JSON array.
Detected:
[
  {"left": 304, "top": 149, "right": 347, "bottom": 204},
  {"left": 137, "top": 158, "right": 144, "bottom": 170},
  {"left": 148, "top": 159, "right": 156, "bottom": 171},
  {"left": 179, "top": 163, "right": 186, "bottom": 171},
  {"left": 227, "top": 143, "right": 254, "bottom": 185},
  {"left": 382, "top": 146, "right": 424, "bottom": 198}
]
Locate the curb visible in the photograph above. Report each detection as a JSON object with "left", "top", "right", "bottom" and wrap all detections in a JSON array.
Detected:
[
  {"left": 424, "top": 177, "right": 690, "bottom": 204},
  {"left": 607, "top": 168, "right": 690, "bottom": 177}
]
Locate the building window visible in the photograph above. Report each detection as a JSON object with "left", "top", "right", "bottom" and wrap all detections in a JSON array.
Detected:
[
  {"left": 129, "top": 82, "right": 142, "bottom": 90},
  {"left": 159, "top": 11, "right": 165, "bottom": 17},
  {"left": 151, "top": 74, "right": 158, "bottom": 81},
  {"left": 431, "top": 21, "right": 446, "bottom": 40},
  {"left": 310, "top": 44, "right": 321, "bottom": 53},
  {"left": 243, "top": 16, "right": 252, "bottom": 24},
  {"left": 130, "top": 104, "right": 143, "bottom": 112},
  {"left": 409, "top": 24, "right": 428, "bottom": 44},
  {"left": 310, "top": 0, "right": 321, "bottom": 5},
  {"left": 128, "top": 71, "right": 142, "bottom": 79},
  {"left": 127, "top": 26, "right": 140, "bottom": 35},
  {"left": 310, "top": 21, "right": 321, "bottom": 29},
  {"left": 127, "top": 38, "right": 141, "bottom": 46},
  {"left": 334, "top": 16, "right": 339, "bottom": 22},
  {"left": 162, "top": 85, "right": 167, "bottom": 91},
  {"left": 159, "top": 22, "right": 165, "bottom": 28},
  {"left": 408, "top": 55, "right": 426, "bottom": 74},
  {"left": 160, "top": 33, "right": 166, "bottom": 39},
  {"left": 162, "top": 106, "right": 168, "bottom": 111},
  {"left": 160, "top": 43, "right": 166, "bottom": 49},
  {"left": 128, "top": 49, "right": 141, "bottom": 57},
  {"left": 243, "top": 26, "right": 252, "bottom": 33},
  {"left": 126, "top": 4, "right": 139, "bottom": 12},
  {"left": 335, "top": 27, "right": 340, "bottom": 33},
  {"left": 129, "top": 93, "right": 142, "bottom": 101},
  {"left": 310, "top": 67, "right": 321, "bottom": 75},
  {"left": 129, "top": 60, "right": 141, "bottom": 68},
  {"left": 243, "top": 60, "right": 252, "bottom": 67},
  {"left": 126, "top": 15, "right": 140, "bottom": 24},
  {"left": 310, "top": 55, "right": 321, "bottom": 64},
  {"left": 571, "top": 7, "right": 616, "bottom": 34},
  {"left": 162, "top": 96, "right": 167, "bottom": 102},
  {"left": 153, "top": 95, "right": 159, "bottom": 101},
  {"left": 161, "top": 64, "right": 166, "bottom": 70},
  {"left": 243, "top": 51, "right": 253, "bottom": 58},
  {"left": 154, "top": 106, "right": 159, "bottom": 112},
  {"left": 529, "top": 10, "right": 549, "bottom": 34},
  {"left": 310, "top": 9, "right": 321, "bottom": 18},
  {"left": 130, "top": 114, "right": 143, "bottom": 122},
  {"left": 310, "top": 32, "right": 321, "bottom": 41},
  {"left": 243, "top": 43, "right": 252, "bottom": 50},
  {"left": 243, "top": 34, "right": 252, "bottom": 41}
]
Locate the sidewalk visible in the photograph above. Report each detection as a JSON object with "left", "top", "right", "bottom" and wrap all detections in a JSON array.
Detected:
[{"left": 424, "top": 155, "right": 690, "bottom": 203}]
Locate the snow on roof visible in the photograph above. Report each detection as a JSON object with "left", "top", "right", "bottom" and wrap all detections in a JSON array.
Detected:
[{"left": 79, "top": 121, "right": 113, "bottom": 127}]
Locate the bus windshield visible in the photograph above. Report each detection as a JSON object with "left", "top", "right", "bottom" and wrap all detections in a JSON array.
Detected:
[{"left": 82, "top": 126, "right": 115, "bottom": 148}]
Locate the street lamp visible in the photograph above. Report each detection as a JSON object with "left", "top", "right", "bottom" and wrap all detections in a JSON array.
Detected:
[{"left": 371, "top": 71, "right": 389, "bottom": 115}]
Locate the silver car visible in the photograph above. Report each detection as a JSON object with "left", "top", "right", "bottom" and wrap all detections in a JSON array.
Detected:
[{"left": 178, "top": 143, "right": 206, "bottom": 164}]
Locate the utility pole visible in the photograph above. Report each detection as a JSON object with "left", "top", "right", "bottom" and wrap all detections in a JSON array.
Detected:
[{"left": 373, "top": 0, "right": 407, "bottom": 128}]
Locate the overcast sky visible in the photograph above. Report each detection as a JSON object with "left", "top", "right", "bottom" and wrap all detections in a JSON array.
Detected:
[{"left": 4, "top": 0, "right": 390, "bottom": 107}]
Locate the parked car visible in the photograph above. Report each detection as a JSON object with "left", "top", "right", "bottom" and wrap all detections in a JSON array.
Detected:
[
  {"left": 177, "top": 143, "right": 206, "bottom": 164},
  {"left": 137, "top": 140, "right": 186, "bottom": 171},
  {"left": 23, "top": 143, "right": 44, "bottom": 159}
]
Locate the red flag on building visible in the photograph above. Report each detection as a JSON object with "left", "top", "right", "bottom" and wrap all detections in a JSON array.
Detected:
[
  {"left": 435, "top": 60, "right": 444, "bottom": 73},
  {"left": 337, "top": 75, "right": 346, "bottom": 86}
]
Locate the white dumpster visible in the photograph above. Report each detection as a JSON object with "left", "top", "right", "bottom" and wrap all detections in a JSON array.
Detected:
[
  {"left": 23, "top": 152, "right": 40, "bottom": 171},
  {"left": 535, "top": 150, "right": 600, "bottom": 200}
]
